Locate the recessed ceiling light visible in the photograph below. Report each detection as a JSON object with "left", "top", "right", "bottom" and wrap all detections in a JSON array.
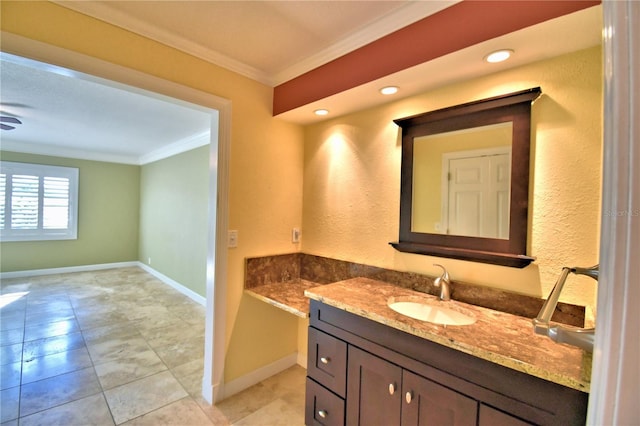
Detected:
[
  {"left": 485, "top": 49, "right": 514, "bottom": 63},
  {"left": 314, "top": 109, "right": 329, "bottom": 116},
  {"left": 380, "top": 86, "right": 399, "bottom": 95}
]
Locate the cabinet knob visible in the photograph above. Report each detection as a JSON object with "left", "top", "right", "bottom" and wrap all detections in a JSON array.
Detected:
[
  {"left": 388, "top": 383, "right": 397, "bottom": 395},
  {"left": 318, "top": 410, "right": 328, "bottom": 419},
  {"left": 320, "top": 356, "right": 330, "bottom": 364},
  {"left": 405, "top": 391, "right": 413, "bottom": 404}
]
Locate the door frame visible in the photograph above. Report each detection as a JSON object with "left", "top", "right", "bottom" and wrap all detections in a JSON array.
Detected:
[
  {"left": 588, "top": 1, "right": 639, "bottom": 423},
  {"left": 0, "top": 32, "right": 231, "bottom": 403}
]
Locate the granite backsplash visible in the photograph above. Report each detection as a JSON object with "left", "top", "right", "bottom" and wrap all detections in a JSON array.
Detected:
[{"left": 245, "top": 253, "right": 585, "bottom": 327}]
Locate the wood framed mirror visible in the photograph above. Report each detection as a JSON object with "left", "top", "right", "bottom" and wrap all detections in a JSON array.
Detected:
[{"left": 390, "top": 87, "right": 541, "bottom": 268}]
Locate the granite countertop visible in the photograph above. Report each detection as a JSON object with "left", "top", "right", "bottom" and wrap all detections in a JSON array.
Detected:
[
  {"left": 304, "top": 277, "right": 591, "bottom": 393},
  {"left": 245, "top": 279, "right": 320, "bottom": 318}
]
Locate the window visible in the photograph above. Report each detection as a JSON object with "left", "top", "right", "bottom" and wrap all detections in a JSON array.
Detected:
[{"left": 0, "top": 161, "right": 79, "bottom": 242}]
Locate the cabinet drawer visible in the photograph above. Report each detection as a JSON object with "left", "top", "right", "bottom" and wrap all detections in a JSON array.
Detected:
[
  {"left": 306, "top": 378, "right": 345, "bottom": 426},
  {"left": 308, "top": 327, "right": 347, "bottom": 397}
]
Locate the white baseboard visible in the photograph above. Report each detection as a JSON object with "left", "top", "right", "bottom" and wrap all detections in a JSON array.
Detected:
[
  {"left": 0, "top": 261, "right": 138, "bottom": 280},
  {"left": 222, "top": 353, "right": 300, "bottom": 400},
  {"left": 137, "top": 263, "right": 206, "bottom": 306},
  {"left": 297, "top": 352, "right": 308, "bottom": 369}
]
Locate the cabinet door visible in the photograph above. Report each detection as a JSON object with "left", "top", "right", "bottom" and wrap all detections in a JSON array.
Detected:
[
  {"left": 478, "top": 404, "right": 533, "bottom": 426},
  {"left": 347, "top": 346, "right": 402, "bottom": 426},
  {"left": 402, "top": 370, "right": 477, "bottom": 426}
]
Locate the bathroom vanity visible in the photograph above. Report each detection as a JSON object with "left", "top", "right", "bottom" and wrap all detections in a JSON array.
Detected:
[{"left": 304, "top": 278, "right": 589, "bottom": 426}]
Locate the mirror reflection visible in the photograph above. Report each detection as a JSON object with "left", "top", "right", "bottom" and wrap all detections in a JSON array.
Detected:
[{"left": 412, "top": 122, "right": 513, "bottom": 239}]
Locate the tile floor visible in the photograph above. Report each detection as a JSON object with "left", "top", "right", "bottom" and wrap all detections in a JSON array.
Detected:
[{"left": 0, "top": 267, "right": 306, "bottom": 425}]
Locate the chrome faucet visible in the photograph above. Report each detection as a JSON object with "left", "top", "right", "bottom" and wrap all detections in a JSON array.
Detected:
[
  {"left": 532, "top": 264, "right": 598, "bottom": 351},
  {"left": 433, "top": 264, "right": 451, "bottom": 301}
]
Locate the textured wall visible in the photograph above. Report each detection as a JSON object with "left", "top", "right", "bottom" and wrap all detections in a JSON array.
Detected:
[{"left": 303, "top": 47, "right": 602, "bottom": 309}]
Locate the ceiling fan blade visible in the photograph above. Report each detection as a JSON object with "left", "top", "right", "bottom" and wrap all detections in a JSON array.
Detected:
[
  {"left": 0, "top": 123, "right": 16, "bottom": 130},
  {"left": 0, "top": 116, "right": 22, "bottom": 124}
]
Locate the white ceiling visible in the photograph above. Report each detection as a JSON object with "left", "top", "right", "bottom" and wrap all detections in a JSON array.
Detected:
[
  {"left": 0, "top": 54, "right": 213, "bottom": 164},
  {"left": 55, "top": 0, "right": 456, "bottom": 86},
  {"left": 0, "top": 2, "right": 602, "bottom": 164}
]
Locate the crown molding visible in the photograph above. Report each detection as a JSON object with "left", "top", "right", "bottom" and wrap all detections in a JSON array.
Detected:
[
  {"left": 53, "top": 0, "right": 459, "bottom": 87},
  {"left": 271, "top": 1, "right": 460, "bottom": 85},
  {"left": 138, "top": 131, "right": 210, "bottom": 165},
  {"left": 0, "top": 139, "right": 140, "bottom": 165},
  {"left": 53, "top": 1, "right": 273, "bottom": 85}
]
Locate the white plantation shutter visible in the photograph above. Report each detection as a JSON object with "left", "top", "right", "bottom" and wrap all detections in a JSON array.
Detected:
[
  {"left": 0, "top": 161, "right": 78, "bottom": 241},
  {"left": 43, "top": 176, "right": 71, "bottom": 229},
  {"left": 11, "top": 174, "right": 40, "bottom": 229}
]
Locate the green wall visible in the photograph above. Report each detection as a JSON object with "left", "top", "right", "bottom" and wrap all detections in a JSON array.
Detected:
[
  {"left": 0, "top": 151, "right": 140, "bottom": 271},
  {"left": 139, "top": 145, "right": 209, "bottom": 297}
]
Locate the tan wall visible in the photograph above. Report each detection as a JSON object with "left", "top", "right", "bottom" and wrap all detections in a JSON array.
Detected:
[
  {"left": 302, "top": 47, "right": 602, "bottom": 311},
  {"left": 1, "top": 1, "right": 304, "bottom": 382}
]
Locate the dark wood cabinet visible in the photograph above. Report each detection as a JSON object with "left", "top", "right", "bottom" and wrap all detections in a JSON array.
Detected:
[
  {"left": 346, "top": 346, "right": 402, "bottom": 425},
  {"left": 401, "top": 370, "right": 477, "bottom": 426},
  {"left": 305, "top": 299, "right": 588, "bottom": 426},
  {"left": 478, "top": 404, "right": 534, "bottom": 426},
  {"left": 346, "top": 346, "right": 477, "bottom": 426}
]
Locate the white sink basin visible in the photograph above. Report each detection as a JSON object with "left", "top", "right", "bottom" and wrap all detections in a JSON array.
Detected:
[{"left": 388, "top": 300, "right": 476, "bottom": 326}]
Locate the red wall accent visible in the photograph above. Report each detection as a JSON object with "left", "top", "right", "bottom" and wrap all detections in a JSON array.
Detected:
[{"left": 273, "top": 0, "right": 600, "bottom": 115}]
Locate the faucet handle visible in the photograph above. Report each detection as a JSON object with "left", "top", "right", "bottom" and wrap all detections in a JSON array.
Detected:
[
  {"left": 433, "top": 264, "right": 451, "bottom": 301},
  {"left": 433, "top": 264, "right": 449, "bottom": 283}
]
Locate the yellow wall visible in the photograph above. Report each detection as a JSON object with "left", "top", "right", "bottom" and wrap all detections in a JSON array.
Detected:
[
  {"left": 0, "top": 1, "right": 304, "bottom": 382},
  {"left": 2, "top": 1, "right": 602, "bottom": 383},
  {"left": 303, "top": 47, "right": 602, "bottom": 310}
]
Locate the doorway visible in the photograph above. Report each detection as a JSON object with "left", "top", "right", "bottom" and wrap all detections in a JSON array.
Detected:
[{"left": 0, "top": 32, "right": 230, "bottom": 404}]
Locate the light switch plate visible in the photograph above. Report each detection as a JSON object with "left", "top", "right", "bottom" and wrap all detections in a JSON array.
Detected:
[
  {"left": 228, "top": 230, "right": 238, "bottom": 248},
  {"left": 292, "top": 227, "right": 301, "bottom": 243}
]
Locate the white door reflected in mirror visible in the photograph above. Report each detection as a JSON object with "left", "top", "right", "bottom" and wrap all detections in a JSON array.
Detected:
[{"left": 411, "top": 122, "right": 512, "bottom": 239}]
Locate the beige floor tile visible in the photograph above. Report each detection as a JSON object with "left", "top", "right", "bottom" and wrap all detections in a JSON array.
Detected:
[
  {"left": 18, "top": 393, "right": 115, "bottom": 426},
  {"left": 21, "top": 347, "right": 93, "bottom": 384},
  {"left": 1, "top": 386, "right": 20, "bottom": 423},
  {"left": 132, "top": 314, "right": 188, "bottom": 335},
  {"left": 24, "top": 309, "right": 76, "bottom": 327},
  {"left": 22, "top": 332, "right": 86, "bottom": 362},
  {"left": 86, "top": 336, "right": 153, "bottom": 365},
  {"left": 153, "top": 335, "right": 204, "bottom": 369},
  {"left": 104, "top": 370, "right": 189, "bottom": 424},
  {"left": 171, "top": 357, "right": 204, "bottom": 379},
  {"left": 4, "top": 268, "right": 306, "bottom": 425},
  {"left": 122, "top": 397, "right": 214, "bottom": 426},
  {"left": 138, "top": 320, "right": 202, "bottom": 348},
  {"left": 0, "top": 314, "right": 25, "bottom": 332},
  {"left": 212, "top": 382, "right": 275, "bottom": 423},
  {"left": 0, "top": 328, "right": 24, "bottom": 346},
  {"left": 232, "top": 398, "right": 305, "bottom": 426},
  {"left": 1, "top": 361, "right": 21, "bottom": 390},
  {"left": 0, "top": 342, "right": 22, "bottom": 365},
  {"left": 19, "top": 367, "right": 102, "bottom": 417},
  {"left": 81, "top": 322, "right": 141, "bottom": 345},
  {"left": 94, "top": 349, "right": 168, "bottom": 390},
  {"left": 23, "top": 318, "right": 81, "bottom": 342},
  {"left": 76, "top": 310, "right": 131, "bottom": 331}
]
